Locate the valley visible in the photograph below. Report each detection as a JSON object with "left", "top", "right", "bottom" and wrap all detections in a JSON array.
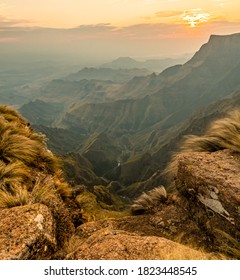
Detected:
[{"left": 2, "top": 33, "right": 240, "bottom": 199}]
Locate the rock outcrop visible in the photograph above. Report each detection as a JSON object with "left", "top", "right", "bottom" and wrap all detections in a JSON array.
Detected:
[
  {"left": 0, "top": 204, "right": 56, "bottom": 260},
  {"left": 66, "top": 227, "right": 214, "bottom": 260},
  {"left": 0, "top": 105, "right": 239, "bottom": 260},
  {"left": 62, "top": 148, "right": 240, "bottom": 260},
  {"left": 0, "top": 105, "right": 76, "bottom": 259},
  {"left": 0, "top": 148, "right": 239, "bottom": 259},
  {"left": 175, "top": 150, "right": 240, "bottom": 250}
]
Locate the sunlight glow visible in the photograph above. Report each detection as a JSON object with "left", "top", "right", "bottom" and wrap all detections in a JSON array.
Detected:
[{"left": 182, "top": 9, "right": 209, "bottom": 28}]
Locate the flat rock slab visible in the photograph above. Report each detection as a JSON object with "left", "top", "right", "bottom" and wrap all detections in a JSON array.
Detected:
[{"left": 66, "top": 227, "right": 212, "bottom": 260}]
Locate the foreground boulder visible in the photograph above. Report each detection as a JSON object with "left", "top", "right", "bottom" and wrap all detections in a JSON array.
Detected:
[
  {"left": 54, "top": 149, "right": 240, "bottom": 260},
  {"left": 0, "top": 105, "right": 76, "bottom": 259},
  {"left": 175, "top": 149, "right": 240, "bottom": 251},
  {"left": 0, "top": 204, "right": 56, "bottom": 259},
  {"left": 66, "top": 220, "right": 217, "bottom": 260},
  {"left": 0, "top": 106, "right": 239, "bottom": 260}
]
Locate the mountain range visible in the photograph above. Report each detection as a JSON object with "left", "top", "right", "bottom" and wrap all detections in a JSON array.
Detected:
[
  {"left": 65, "top": 67, "right": 152, "bottom": 83},
  {"left": 101, "top": 56, "right": 191, "bottom": 72},
  {"left": 19, "top": 32, "right": 240, "bottom": 197}
]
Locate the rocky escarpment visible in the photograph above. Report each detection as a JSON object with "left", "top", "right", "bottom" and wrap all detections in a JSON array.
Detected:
[
  {"left": 2, "top": 147, "right": 237, "bottom": 260},
  {"left": 0, "top": 105, "right": 77, "bottom": 259},
  {"left": 0, "top": 106, "right": 239, "bottom": 260},
  {"left": 0, "top": 105, "right": 128, "bottom": 259},
  {"left": 63, "top": 148, "right": 239, "bottom": 260},
  {"left": 20, "top": 33, "right": 240, "bottom": 193}
]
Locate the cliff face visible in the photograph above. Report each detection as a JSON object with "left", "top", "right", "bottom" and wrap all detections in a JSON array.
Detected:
[
  {"left": 187, "top": 33, "right": 240, "bottom": 66},
  {"left": 55, "top": 149, "right": 237, "bottom": 260},
  {"left": 14, "top": 33, "right": 240, "bottom": 194},
  {"left": 0, "top": 106, "right": 127, "bottom": 259},
  {"left": 0, "top": 106, "right": 76, "bottom": 259},
  {"left": 0, "top": 106, "right": 239, "bottom": 259},
  {"left": 59, "top": 33, "right": 240, "bottom": 134},
  {"left": 64, "top": 149, "right": 240, "bottom": 260},
  {"left": 176, "top": 150, "right": 240, "bottom": 245},
  {"left": 1, "top": 144, "right": 239, "bottom": 259}
]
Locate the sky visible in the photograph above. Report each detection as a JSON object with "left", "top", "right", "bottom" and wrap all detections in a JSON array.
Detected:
[{"left": 0, "top": 0, "right": 240, "bottom": 63}]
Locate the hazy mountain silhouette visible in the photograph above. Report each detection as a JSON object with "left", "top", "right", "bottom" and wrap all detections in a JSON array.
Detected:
[
  {"left": 65, "top": 67, "right": 152, "bottom": 83},
  {"left": 101, "top": 56, "right": 190, "bottom": 72},
  {"left": 59, "top": 33, "right": 240, "bottom": 134},
  {"left": 20, "top": 33, "right": 240, "bottom": 190}
]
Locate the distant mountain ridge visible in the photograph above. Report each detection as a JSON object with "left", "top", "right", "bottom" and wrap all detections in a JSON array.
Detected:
[
  {"left": 101, "top": 56, "right": 190, "bottom": 72},
  {"left": 65, "top": 67, "right": 152, "bottom": 83},
  {"left": 20, "top": 33, "right": 240, "bottom": 192},
  {"left": 60, "top": 33, "right": 240, "bottom": 134}
]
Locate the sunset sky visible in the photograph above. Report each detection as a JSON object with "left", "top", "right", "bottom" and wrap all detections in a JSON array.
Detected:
[
  {"left": 0, "top": 0, "right": 240, "bottom": 61},
  {"left": 1, "top": 0, "right": 240, "bottom": 28}
]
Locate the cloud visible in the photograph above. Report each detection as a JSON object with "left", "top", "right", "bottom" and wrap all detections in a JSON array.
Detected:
[
  {"left": 203, "top": 20, "right": 240, "bottom": 35},
  {"left": 0, "top": 16, "right": 33, "bottom": 43},
  {"left": 1, "top": 19, "right": 239, "bottom": 44},
  {"left": 68, "top": 23, "right": 116, "bottom": 34},
  {"left": 0, "top": 15, "right": 18, "bottom": 26},
  {"left": 181, "top": 9, "right": 210, "bottom": 27},
  {"left": 0, "top": 15, "right": 33, "bottom": 28},
  {"left": 0, "top": 15, "right": 239, "bottom": 62},
  {"left": 142, "top": 9, "right": 182, "bottom": 22},
  {"left": 116, "top": 23, "right": 184, "bottom": 39}
]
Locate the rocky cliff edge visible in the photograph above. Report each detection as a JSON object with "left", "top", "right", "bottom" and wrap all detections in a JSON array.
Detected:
[{"left": 1, "top": 148, "right": 239, "bottom": 259}]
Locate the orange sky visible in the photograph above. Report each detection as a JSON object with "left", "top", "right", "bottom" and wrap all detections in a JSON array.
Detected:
[
  {"left": 1, "top": 0, "right": 240, "bottom": 28},
  {"left": 0, "top": 1, "right": 240, "bottom": 59}
]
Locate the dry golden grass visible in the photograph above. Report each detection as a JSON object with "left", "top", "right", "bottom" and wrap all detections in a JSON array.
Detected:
[
  {"left": 215, "top": 229, "right": 240, "bottom": 259},
  {"left": 64, "top": 234, "right": 83, "bottom": 255},
  {"left": 53, "top": 170, "right": 72, "bottom": 198},
  {"left": 0, "top": 174, "right": 67, "bottom": 209},
  {"left": 0, "top": 105, "right": 28, "bottom": 125},
  {"left": 0, "top": 185, "right": 29, "bottom": 208},
  {"left": 0, "top": 132, "right": 44, "bottom": 165},
  {"left": 155, "top": 232, "right": 226, "bottom": 260},
  {"left": 157, "top": 245, "right": 225, "bottom": 260},
  {"left": 29, "top": 175, "right": 57, "bottom": 204},
  {"left": 164, "top": 109, "right": 240, "bottom": 179},
  {"left": 39, "top": 149, "right": 62, "bottom": 174},
  {"left": 76, "top": 189, "right": 128, "bottom": 222},
  {"left": 0, "top": 105, "right": 21, "bottom": 118},
  {"left": 0, "top": 105, "right": 72, "bottom": 205},
  {"left": 131, "top": 186, "right": 167, "bottom": 215},
  {"left": 0, "top": 160, "right": 31, "bottom": 186},
  {"left": 28, "top": 131, "right": 47, "bottom": 145}
]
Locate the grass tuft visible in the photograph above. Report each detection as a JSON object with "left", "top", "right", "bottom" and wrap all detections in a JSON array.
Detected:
[
  {"left": 29, "top": 175, "right": 57, "bottom": 204},
  {"left": 164, "top": 109, "right": 240, "bottom": 179},
  {"left": 215, "top": 229, "right": 240, "bottom": 259},
  {"left": 0, "top": 104, "right": 72, "bottom": 203},
  {"left": 0, "top": 185, "right": 29, "bottom": 208}
]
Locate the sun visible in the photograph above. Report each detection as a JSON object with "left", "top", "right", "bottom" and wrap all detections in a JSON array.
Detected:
[{"left": 182, "top": 9, "right": 209, "bottom": 28}]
